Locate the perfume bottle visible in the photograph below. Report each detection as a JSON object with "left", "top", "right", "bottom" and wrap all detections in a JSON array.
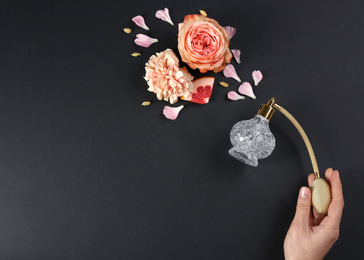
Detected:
[{"left": 229, "top": 115, "right": 275, "bottom": 167}]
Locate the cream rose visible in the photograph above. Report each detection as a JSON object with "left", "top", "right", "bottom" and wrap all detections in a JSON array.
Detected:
[{"left": 178, "top": 14, "right": 233, "bottom": 73}]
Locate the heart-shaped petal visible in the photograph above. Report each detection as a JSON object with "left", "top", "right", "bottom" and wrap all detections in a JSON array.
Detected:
[
  {"left": 238, "top": 82, "right": 256, "bottom": 99},
  {"left": 134, "top": 34, "right": 158, "bottom": 47},
  {"left": 227, "top": 91, "right": 245, "bottom": 101},
  {"left": 155, "top": 8, "right": 174, "bottom": 25},
  {"left": 224, "top": 26, "right": 236, "bottom": 39},
  {"left": 231, "top": 49, "right": 241, "bottom": 64},
  {"left": 223, "top": 64, "right": 241, "bottom": 82},
  {"left": 132, "top": 15, "right": 149, "bottom": 30},
  {"left": 252, "top": 70, "right": 263, "bottom": 86},
  {"left": 163, "top": 105, "right": 184, "bottom": 120}
]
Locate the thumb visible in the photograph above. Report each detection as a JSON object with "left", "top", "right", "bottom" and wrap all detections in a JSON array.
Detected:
[{"left": 293, "top": 187, "right": 312, "bottom": 227}]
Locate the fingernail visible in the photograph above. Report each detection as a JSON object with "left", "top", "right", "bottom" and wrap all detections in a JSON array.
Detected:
[
  {"left": 336, "top": 170, "right": 340, "bottom": 177},
  {"left": 300, "top": 187, "right": 309, "bottom": 199}
]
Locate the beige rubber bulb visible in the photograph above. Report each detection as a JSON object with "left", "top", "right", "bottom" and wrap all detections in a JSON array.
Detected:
[{"left": 311, "top": 174, "right": 331, "bottom": 214}]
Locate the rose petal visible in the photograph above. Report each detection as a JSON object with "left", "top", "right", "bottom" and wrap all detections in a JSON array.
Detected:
[
  {"left": 223, "top": 64, "right": 241, "bottom": 82},
  {"left": 227, "top": 91, "right": 245, "bottom": 101},
  {"left": 163, "top": 105, "right": 184, "bottom": 120},
  {"left": 134, "top": 34, "right": 158, "bottom": 47},
  {"left": 224, "top": 26, "right": 236, "bottom": 39},
  {"left": 231, "top": 49, "right": 241, "bottom": 64},
  {"left": 155, "top": 8, "right": 174, "bottom": 25},
  {"left": 238, "top": 82, "right": 256, "bottom": 99},
  {"left": 131, "top": 52, "right": 141, "bottom": 57},
  {"left": 132, "top": 15, "right": 149, "bottom": 30},
  {"left": 252, "top": 70, "right": 263, "bottom": 86}
]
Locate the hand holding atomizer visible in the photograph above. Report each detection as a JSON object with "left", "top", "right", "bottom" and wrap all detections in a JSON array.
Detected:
[{"left": 229, "top": 98, "right": 344, "bottom": 259}]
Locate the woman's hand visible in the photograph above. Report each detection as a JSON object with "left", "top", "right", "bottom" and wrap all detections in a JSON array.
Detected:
[{"left": 284, "top": 168, "right": 344, "bottom": 260}]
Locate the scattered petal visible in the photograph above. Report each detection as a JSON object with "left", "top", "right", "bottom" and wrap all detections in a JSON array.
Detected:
[
  {"left": 219, "top": 81, "right": 229, "bottom": 88},
  {"left": 134, "top": 34, "right": 158, "bottom": 47},
  {"left": 163, "top": 105, "right": 184, "bottom": 120},
  {"left": 155, "top": 8, "right": 174, "bottom": 25},
  {"left": 123, "top": 28, "right": 132, "bottom": 34},
  {"left": 131, "top": 52, "right": 141, "bottom": 57},
  {"left": 132, "top": 15, "right": 150, "bottom": 30},
  {"left": 238, "top": 82, "right": 256, "bottom": 99},
  {"left": 223, "top": 64, "right": 241, "bottom": 82},
  {"left": 228, "top": 91, "right": 245, "bottom": 101},
  {"left": 231, "top": 49, "right": 241, "bottom": 64},
  {"left": 252, "top": 70, "right": 263, "bottom": 86},
  {"left": 199, "top": 10, "right": 208, "bottom": 17},
  {"left": 141, "top": 101, "right": 151, "bottom": 106},
  {"left": 224, "top": 26, "right": 236, "bottom": 39}
]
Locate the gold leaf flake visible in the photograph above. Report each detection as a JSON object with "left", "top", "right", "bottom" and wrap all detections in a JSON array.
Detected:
[
  {"left": 131, "top": 52, "right": 141, "bottom": 57},
  {"left": 141, "top": 101, "right": 151, "bottom": 106},
  {"left": 199, "top": 10, "right": 207, "bottom": 17},
  {"left": 219, "top": 81, "right": 229, "bottom": 87},
  {"left": 123, "top": 28, "right": 132, "bottom": 34}
]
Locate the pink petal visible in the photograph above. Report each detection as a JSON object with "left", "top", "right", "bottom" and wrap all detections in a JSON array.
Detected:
[
  {"left": 134, "top": 34, "right": 158, "bottom": 47},
  {"left": 132, "top": 15, "right": 149, "bottom": 30},
  {"left": 252, "top": 70, "right": 263, "bottom": 86},
  {"left": 231, "top": 49, "right": 241, "bottom": 64},
  {"left": 224, "top": 26, "right": 236, "bottom": 39},
  {"left": 155, "top": 8, "right": 174, "bottom": 25},
  {"left": 238, "top": 82, "right": 256, "bottom": 99},
  {"left": 223, "top": 64, "right": 241, "bottom": 82},
  {"left": 227, "top": 91, "right": 245, "bottom": 101},
  {"left": 163, "top": 105, "right": 184, "bottom": 120}
]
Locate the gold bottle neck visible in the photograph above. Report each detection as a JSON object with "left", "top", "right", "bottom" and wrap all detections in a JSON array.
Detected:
[{"left": 256, "top": 98, "right": 277, "bottom": 121}]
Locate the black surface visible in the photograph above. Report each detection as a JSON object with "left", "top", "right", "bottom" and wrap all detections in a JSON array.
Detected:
[{"left": 1, "top": 0, "right": 363, "bottom": 259}]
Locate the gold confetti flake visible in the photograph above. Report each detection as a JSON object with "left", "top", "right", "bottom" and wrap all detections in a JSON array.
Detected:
[
  {"left": 199, "top": 10, "right": 207, "bottom": 17},
  {"left": 141, "top": 101, "right": 151, "bottom": 106},
  {"left": 219, "top": 81, "right": 229, "bottom": 87},
  {"left": 131, "top": 52, "right": 141, "bottom": 57},
  {"left": 123, "top": 28, "right": 132, "bottom": 34}
]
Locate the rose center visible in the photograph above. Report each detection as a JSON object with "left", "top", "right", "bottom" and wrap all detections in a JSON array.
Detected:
[{"left": 191, "top": 33, "right": 218, "bottom": 56}]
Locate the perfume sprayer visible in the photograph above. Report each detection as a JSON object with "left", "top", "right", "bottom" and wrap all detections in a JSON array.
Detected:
[{"left": 229, "top": 98, "right": 331, "bottom": 214}]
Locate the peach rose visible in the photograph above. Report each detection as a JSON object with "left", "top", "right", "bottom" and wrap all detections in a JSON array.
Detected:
[
  {"left": 144, "top": 49, "right": 194, "bottom": 104},
  {"left": 178, "top": 14, "right": 233, "bottom": 73}
]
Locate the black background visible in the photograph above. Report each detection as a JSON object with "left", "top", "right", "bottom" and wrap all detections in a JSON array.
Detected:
[{"left": 1, "top": 0, "right": 363, "bottom": 259}]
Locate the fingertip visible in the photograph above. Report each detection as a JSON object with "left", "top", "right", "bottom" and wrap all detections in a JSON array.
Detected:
[
  {"left": 326, "top": 170, "right": 344, "bottom": 227},
  {"left": 294, "top": 187, "right": 313, "bottom": 226},
  {"left": 325, "top": 168, "right": 334, "bottom": 179},
  {"left": 334, "top": 169, "right": 340, "bottom": 179},
  {"left": 332, "top": 170, "right": 343, "bottom": 189},
  {"left": 308, "top": 173, "right": 315, "bottom": 186},
  {"left": 299, "top": 186, "right": 311, "bottom": 199}
]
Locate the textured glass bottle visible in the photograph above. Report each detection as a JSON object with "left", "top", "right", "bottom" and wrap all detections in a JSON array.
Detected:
[{"left": 229, "top": 115, "right": 276, "bottom": 166}]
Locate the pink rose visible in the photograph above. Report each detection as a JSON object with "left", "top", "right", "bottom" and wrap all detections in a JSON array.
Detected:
[
  {"left": 144, "top": 49, "right": 194, "bottom": 104},
  {"left": 178, "top": 14, "right": 233, "bottom": 73}
]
